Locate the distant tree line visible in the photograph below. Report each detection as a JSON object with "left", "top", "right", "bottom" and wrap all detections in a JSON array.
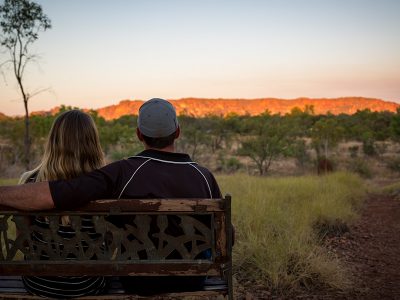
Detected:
[{"left": 1, "top": 105, "right": 400, "bottom": 176}]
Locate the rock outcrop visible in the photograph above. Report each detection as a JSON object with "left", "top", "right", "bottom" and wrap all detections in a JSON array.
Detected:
[
  {"left": 96, "top": 97, "right": 399, "bottom": 120},
  {"left": 3, "top": 97, "right": 399, "bottom": 119}
]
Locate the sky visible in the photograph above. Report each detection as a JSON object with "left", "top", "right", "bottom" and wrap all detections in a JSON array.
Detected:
[{"left": 0, "top": 0, "right": 399, "bottom": 115}]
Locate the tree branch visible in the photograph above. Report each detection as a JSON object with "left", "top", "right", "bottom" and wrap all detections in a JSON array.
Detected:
[
  {"left": 0, "top": 59, "right": 12, "bottom": 85},
  {"left": 20, "top": 53, "right": 37, "bottom": 78},
  {"left": 16, "top": 31, "right": 24, "bottom": 78},
  {"left": 28, "top": 87, "right": 51, "bottom": 99}
]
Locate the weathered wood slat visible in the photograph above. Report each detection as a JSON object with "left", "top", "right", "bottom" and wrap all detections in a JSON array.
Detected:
[
  {"left": 0, "top": 262, "right": 222, "bottom": 276},
  {"left": 0, "top": 199, "right": 225, "bottom": 214},
  {"left": 215, "top": 212, "right": 227, "bottom": 260}
]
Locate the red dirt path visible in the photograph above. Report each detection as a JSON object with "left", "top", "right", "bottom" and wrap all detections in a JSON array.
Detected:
[{"left": 324, "top": 194, "right": 400, "bottom": 299}]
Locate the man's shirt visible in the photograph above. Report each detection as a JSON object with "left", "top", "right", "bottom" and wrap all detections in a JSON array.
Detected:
[{"left": 49, "top": 149, "right": 221, "bottom": 209}]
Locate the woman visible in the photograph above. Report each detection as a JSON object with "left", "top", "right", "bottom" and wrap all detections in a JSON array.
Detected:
[{"left": 19, "top": 109, "right": 106, "bottom": 298}]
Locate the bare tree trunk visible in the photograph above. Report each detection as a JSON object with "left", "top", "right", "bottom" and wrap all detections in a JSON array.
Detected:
[
  {"left": 23, "top": 98, "right": 30, "bottom": 170},
  {"left": 256, "top": 160, "right": 264, "bottom": 176},
  {"left": 265, "top": 154, "right": 274, "bottom": 174},
  {"left": 17, "top": 76, "right": 30, "bottom": 170}
]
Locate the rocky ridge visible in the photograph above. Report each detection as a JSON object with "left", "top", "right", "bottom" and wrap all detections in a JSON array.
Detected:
[
  {"left": 96, "top": 97, "right": 400, "bottom": 120},
  {"left": 3, "top": 97, "right": 399, "bottom": 120}
]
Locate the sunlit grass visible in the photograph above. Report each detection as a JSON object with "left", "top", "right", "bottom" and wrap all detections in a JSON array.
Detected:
[
  {"left": 0, "top": 178, "right": 18, "bottom": 186},
  {"left": 216, "top": 172, "right": 366, "bottom": 292}
]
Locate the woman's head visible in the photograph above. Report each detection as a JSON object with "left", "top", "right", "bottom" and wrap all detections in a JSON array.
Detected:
[{"left": 36, "top": 110, "right": 105, "bottom": 181}]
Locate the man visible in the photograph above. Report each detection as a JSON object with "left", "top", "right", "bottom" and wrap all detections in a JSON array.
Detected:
[{"left": 0, "top": 98, "right": 222, "bottom": 294}]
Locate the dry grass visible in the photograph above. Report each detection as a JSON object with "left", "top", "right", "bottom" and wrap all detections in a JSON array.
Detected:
[
  {"left": 216, "top": 172, "right": 366, "bottom": 292},
  {"left": 0, "top": 178, "right": 18, "bottom": 186}
]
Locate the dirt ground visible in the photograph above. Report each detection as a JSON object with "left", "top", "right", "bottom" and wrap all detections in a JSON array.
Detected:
[
  {"left": 237, "top": 193, "right": 400, "bottom": 300},
  {"left": 323, "top": 194, "right": 400, "bottom": 299}
]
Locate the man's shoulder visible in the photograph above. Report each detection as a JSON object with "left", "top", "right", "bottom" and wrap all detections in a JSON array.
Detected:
[
  {"left": 190, "top": 163, "right": 218, "bottom": 183},
  {"left": 194, "top": 164, "right": 214, "bottom": 175}
]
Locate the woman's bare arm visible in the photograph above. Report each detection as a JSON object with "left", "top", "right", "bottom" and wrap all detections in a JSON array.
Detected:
[{"left": 0, "top": 182, "right": 54, "bottom": 210}]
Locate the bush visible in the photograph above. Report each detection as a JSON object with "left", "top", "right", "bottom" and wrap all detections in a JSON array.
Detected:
[
  {"left": 348, "top": 145, "right": 359, "bottom": 158},
  {"left": 387, "top": 157, "right": 400, "bottom": 173},
  {"left": 217, "top": 155, "right": 242, "bottom": 173},
  {"left": 362, "top": 139, "right": 376, "bottom": 156},
  {"left": 348, "top": 158, "right": 372, "bottom": 178},
  {"left": 375, "top": 142, "right": 388, "bottom": 156}
]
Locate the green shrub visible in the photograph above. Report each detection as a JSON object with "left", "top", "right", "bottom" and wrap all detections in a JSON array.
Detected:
[
  {"left": 217, "top": 155, "right": 242, "bottom": 173},
  {"left": 348, "top": 158, "right": 372, "bottom": 178},
  {"left": 348, "top": 145, "right": 359, "bottom": 158},
  {"left": 362, "top": 139, "right": 376, "bottom": 156}
]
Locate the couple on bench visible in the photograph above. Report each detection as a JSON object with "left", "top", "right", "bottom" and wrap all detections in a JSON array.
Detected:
[{"left": 4, "top": 98, "right": 221, "bottom": 298}]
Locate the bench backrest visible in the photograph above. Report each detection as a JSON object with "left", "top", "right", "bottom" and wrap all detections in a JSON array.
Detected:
[{"left": 0, "top": 197, "right": 232, "bottom": 278}]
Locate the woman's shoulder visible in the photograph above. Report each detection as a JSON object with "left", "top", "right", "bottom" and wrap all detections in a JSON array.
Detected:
[{"left": 19, "top": 169, "right": 40, "bottom": 184}]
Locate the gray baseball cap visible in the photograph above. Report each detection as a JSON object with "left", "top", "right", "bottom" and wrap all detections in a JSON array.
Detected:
[{"left": 137, "top": 98, "right": 179, "bottom": 138}]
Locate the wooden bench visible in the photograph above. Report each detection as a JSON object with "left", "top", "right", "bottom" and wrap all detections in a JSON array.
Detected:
[{"left": 0, "top": 196, "right": 233, "bottom": 299}]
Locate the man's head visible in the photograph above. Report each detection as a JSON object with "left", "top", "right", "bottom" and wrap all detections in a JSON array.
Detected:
[{"left": 137, "top": 98, "right": 180, "bottom": 150}]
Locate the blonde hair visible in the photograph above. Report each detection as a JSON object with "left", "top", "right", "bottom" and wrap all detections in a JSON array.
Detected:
[{"left": 20, "top": 110, "right": 105, "bottom": 184}]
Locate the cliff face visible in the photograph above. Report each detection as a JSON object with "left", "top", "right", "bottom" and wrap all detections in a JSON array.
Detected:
[
  {"left": 4, "top": 97, "right": 398, "bottom": 119},
  {"left": 0, "top": 112, "right": 8, "bottom": 120},
  {"left": 96, "top": 97, "right": 400, "bottom": 120}
]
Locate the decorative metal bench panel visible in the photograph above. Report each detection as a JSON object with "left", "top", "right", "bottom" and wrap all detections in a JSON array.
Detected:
[{"left": 0, "top": 196, "right": 233, "bottom": 299}]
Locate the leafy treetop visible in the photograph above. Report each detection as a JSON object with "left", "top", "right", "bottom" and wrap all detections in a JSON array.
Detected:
[{"left": 0, "top": 0, "right": 51, "bottom": 49}]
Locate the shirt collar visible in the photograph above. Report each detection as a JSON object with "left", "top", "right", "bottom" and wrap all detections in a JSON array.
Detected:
[{"left": 132, "top": 149, "right": 194, "bottom": 163}]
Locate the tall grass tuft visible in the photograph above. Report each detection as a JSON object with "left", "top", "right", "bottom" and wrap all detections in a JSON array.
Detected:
[{"left": 217, "top": 172, "right": 366, "bottom": 292}]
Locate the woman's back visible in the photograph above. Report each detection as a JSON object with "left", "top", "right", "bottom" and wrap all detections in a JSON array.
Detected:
[{"left": 20, "top": 110, "right": 106, "bottom": 299}]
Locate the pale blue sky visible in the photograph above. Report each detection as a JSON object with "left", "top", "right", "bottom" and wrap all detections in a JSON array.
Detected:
[{"left": 1, "top": 0, "right": 399, "bottom": 115}]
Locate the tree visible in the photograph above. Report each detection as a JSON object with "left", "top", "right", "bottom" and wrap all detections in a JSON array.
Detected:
[
  {"left": 238, "top": 114, "right": 290, "bottom": 175},
  {"left": 391, "top": 107, "right": 400, "bottom": 142},
  {"left": 310, "top": 117, "right": 343, "bottom": 166},
  {"left": 285, "top": 106, "right": 315, "bottom": 137},
  {"left": 287, "top": 138, "right": 310, "bottom": 170},
  {"left": 0, "top": 0, "right": 51, "bottom": 169},
  {"left": 177, "top": 115, "right": 207, "bottom": 160},
  {"left": 202, "top": 115, "right": 234, "bottom": 153}
]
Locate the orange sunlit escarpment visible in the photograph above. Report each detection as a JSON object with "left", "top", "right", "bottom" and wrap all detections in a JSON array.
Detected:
[
  {"left": 95, "top": 97, "right": 399, "bottom": 120},
  {"left": 6, "top": 97, "right": 397, "bottom": 120}
]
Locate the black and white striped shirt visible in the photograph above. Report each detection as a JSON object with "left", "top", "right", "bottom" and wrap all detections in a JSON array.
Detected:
[{"left": 21, "top": 172, "right": 105, "bottom": 299}]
